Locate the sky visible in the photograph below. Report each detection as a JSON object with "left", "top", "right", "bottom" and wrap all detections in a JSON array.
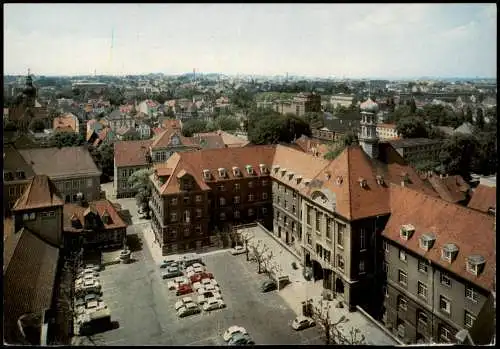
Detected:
[{"left": 4, "top": 3, "right": 497, "bottom": 78}]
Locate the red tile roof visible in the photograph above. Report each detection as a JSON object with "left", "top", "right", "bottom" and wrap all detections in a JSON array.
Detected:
[
  {"left": 467, "top": 184, "right": 496, "bottom": 213},
  {"left": 150, "top": 128, "right": 197, "bottom": 149},
  {"left": 12, "top": 175, "right": 64, "bottom": 211},
  {"left": 427, "top": 174, "right": 470, "bottom": 203},
  {"left": 63, "top": 199, "right": 127, "bottom": 233},
  {"left": 301, "top": 143, "right": 438, "bottom": 221},
  {"left": 383, "top": 184, "right": 495, "bottom": 292},
  {"left": 157, "top": 145, "right": 277, "bottom": 195},
  {"left": 3, "top": 227, "right": 59, "bottom": 344},
  {"left": 162, "top": 119, "right": 182, "bottom": 130},
  {"left": 114, "top": 139, "right": 152, "bottom": 167},
  {"left": 294, "top": 135, "right": 329, "bottom": 157}
]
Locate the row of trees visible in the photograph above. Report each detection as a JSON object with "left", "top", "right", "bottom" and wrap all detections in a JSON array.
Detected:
[{"left": 181, "top": 115, "right": 241, "bottom": 137}]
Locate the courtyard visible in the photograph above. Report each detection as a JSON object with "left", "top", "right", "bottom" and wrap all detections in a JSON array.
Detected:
[{"left": 73, "top": 224, "right": 323, "bottom": 346}]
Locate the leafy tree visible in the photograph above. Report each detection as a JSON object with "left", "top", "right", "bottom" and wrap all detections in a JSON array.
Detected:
[
  {"left": 465, "top": 106, "right": 474, "bottom": 123},
  {"left": 89, "top": 143, "right": 115, "bottom": 179},
  {"left": 302, "top": 111, "right": 325, "bottom": 129},
  {"left": 439, "top": 133, "right": 479, "bottom": 180},
  {"left": 312, "top": 299, "right": 366, "bottom": 345},
  {"left": 231, "top": 87, "right": 256, "bottom": 118},
  {"left": 248, "top": 240, "right": 270, "bottom": 274},
  {"left": 386, "top": 105, "right": 411, "bottom": 123},
  {"left": 475, "top": 108, "right": 485, "bottom": 129},
  {"left": 409, "top": 98, "right": 417, "bottom": 114},
  {"left": 50, "top": 132, "right": 86, "bottom": 148},
  {"left": 181, "top": 119, "right": 208, "bottom": 137},
  {"left": 215, "top": 115, "right": 240, "bottom": 131},
  {"left": 396, "top": 116, "right": 429, "bottom": 138},
  {"left": 472, "top": 131, "right": 497, "bottom": 175},
  {"left": 324, "top": 131, "right": 358, "bottom": 160},
  {"left": 29, "top": 118, "right": 47, "bottom": 132},
  {"left": 128, "top": 169, "right": 154, "bottom": 218},
  {"left": 248, "top": 115, "right": 284, "bottom": 145}
]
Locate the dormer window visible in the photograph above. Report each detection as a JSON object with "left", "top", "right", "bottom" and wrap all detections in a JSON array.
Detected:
[
  {"left": 296, "top": 175, "right": 302, "bottom": 184},
  {"left": 280, "top": 168, "right": 287, "bottom": 176},
  {"left": 487, "top": 207, "right": 496, "bottom": 216},
  {"left": 259, "top": 164, "right": 268, "bottom": 174},
  {"left": 401, "top": 172, "right": 410, "bottom": 184},
  {"left": 304, "top": 179, "right": 311, "bottom": 186},
  {"left": 4, "top": 171, "right": 13, "bottom": 181},
  {"left": 441, "top": 243, "right": 459, "bottom": 263},
  {"left": 16, "top": 170, "right": 26, "bottom": 180},
  {"left": 336, "top": 176, "right": 343, "bottom": 185},
  {"left": 376, "top": 175, "right": 385, "bottom": 186},
  {"left": 466, "top": 255, "right": 485, "bottom": 276},
  {"left": 400, "top": 224, "right": 415, "bottom": 240},
  {"left": 358, "top": 177, "right": 368, "bottom": 188},
  {"left": 218, "top": 168, "right": 227, "bottom": 178},
  {"left": 288, "top": 172, "right": 294, "bottom": 180},
  {"left": 246, "top": 165, "right": 254, "bottom": 175},
  {"left": 203, "top": 169, "right": 211, "bottom": 181},
  {"left": 232, "top": 166, "right": 241, "bottom": 177},
  {"left": 272, "top": 165, "right": 280, "bottom": 173},
  {"left": 419, "top": 233, "right": 436, "bottom": 251}
]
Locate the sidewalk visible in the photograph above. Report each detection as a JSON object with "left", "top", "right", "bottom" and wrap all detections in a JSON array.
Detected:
[{"left": 140, "top": 225, "right": 165, "bottom": 265}]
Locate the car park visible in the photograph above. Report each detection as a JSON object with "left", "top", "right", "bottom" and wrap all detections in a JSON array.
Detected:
[
  {"left": 291, "top": 316, "right": 316, "bottom": 331},
  {"left": 176, "top": 284, "right": 193, "bottom": 296},
  {"left": 204, "top": 283, "right": 221, "bottom": 293},
  {"left": 192, "top": 281, "right": 203, "bottom": 292},
  {"left": 198, "top": 291, "right": 222, "bottom": 305},
  {"left": 201, "top": 278, "right": 218, "bottom": 287},
  {"left": 174, "top": 297, "right": 195, "bottom": 312},
  {"left": 162, "top": 266, "right": 183, "bottom": 279},
  {"left": 228, "top": 333, "right": 255, "bottom": 345},
  {"left": 223, "top": 326, "right": 248, "bottom": 342},
  {"left": 177, "top": 302, "right": 201, "bottom": 318},
  {"left": 193, "top": 266, "right": 205, "bottom": 274},
  {"left": 202, "top": 298, "right": 226, "bottom": 311},
  {"left": 168, "top": 276, "right": 189, "bottom": 290},
  {"left": 230, "top": 245, "right": 247, "bottom": 256},
  {"left": 260, "top": 280, "right": 277, "bottom": 293},
  {"left": 190, "top": 271, "right": 214, "bottom": 283}
]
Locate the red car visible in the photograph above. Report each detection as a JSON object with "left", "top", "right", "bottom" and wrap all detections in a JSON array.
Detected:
[
  {"left": 190, "top": 272, "right": 214, "bottom": 284},
  {"left": 176, "top": 284, "right": 193, "bottom": 296}
]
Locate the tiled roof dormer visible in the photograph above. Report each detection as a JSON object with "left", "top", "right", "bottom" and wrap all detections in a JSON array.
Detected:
[
  {"left": 280, "top": 168, "right": 287, "bottom": 176},
  {"left": 358, "top": 177, "right": 368, "bottom": 189},
  {"left": 245, "top": 165, "right": 254, "bottom": 175},
  {"left": 202, "top": 169, "right": 211, "bottom": 181},
  {"left": 466, "top": 255, "right": 486, "bottom": 276},
  {"left": 288, "top": 172, "right": 294, "bottom": 180},
  {"left": 259, "top": 163, "right": 269, "bottom": 174},
  {"left": 218, "top": 167, "right": 227, "bottom": 178},
  {"left": 272, "top": 165, "right": 280, "bottom": 173},
  {"left": 400, "top": 224, "right": 415, "bottom": 240},
  {"left": 419, "top": 232, "right": 436, "bottom": 251},
  {"left": 441, "top": 243, "right": 459, "bottom": 263},
  {"left": 232, "top": 166, "right": 241, "bottom": 177},
  {"left": 295, "top": 175, "right": 302, "bottom": 184},
  {"left": 376, "top": 175, "right": 385, "bottom": 186}
]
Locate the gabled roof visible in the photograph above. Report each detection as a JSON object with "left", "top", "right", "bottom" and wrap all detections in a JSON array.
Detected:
[
  {"left": 63, "top": 199, "right": 127, "bottom": 233},
  {"left": 13, "top": 175, "right": 64, "bottom": 211},
  {"left": 114, "top": 139, "right": 152, "bottom": 167},
  {"left": 157, "top": 145, "right": 277, "bottom": 195},
  {"left": 467, "top": 184, "right": 497, "bottom": 214},
  {"left": 3, "top": 227, "right": 59, "bottom": 344},
  {"left": 382, "top": 184, "right": 495, "bottom": 292},
  {"left": 301, "top": 143, "right": 438, "bottom": 221},
  {"left": 18, "top": 147, "right": 101, "bottom": 179},
  {"left": 218, "top": 131, "right": 250, "bottom": 147},
  {"left": 150, "top": 128, "right": 197, "bottom": 149},
  {"left": 193, "top": 133, "right": 226, "bottom": 149},
  {"left": 427, "top": 174, "right": 470, "bottom": 204},
  {"left": 454, "top": 122, "right": 474, "bottom": 135},
  {"left": 3, "top": 144, "right": 37, "bottom": 179}
]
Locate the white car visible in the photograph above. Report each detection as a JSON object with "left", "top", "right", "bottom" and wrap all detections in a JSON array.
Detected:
[
  {"left": 177, "top": 302, "right": 201, "bottom": 318},
  {"left": 192, "top": 281, "right": 203, "bottom": 292},
  {"left": 291, "top": 316, "right": 316, "bottom": 330},
  {"left": 231, "top": 245, "right": 247, "bottom": 255},
  {"left": 204, "top": 283, "right": 220, "bottom": 293},
  {"left": 223, "top": 326, "right": 248, "bottom": 342},
  {"left": 198, "top": 291, "right": 222, "bottom": 305},
  {"left": 192, "top": 263, "right": 204, "bottom": 269},
  {"left": 203, "top": 298, "right": 226, "bottom": 311},
  {"left": 82, "top": 264, "right": 100, "bottom": 272},
  {"left": 193, "top": 266, "right": 205, "bottom": 274},
  {"left": 78, "top": 270, "right": 99, "bottom": 278},
  {"left": 168, "top": 277, "right": 189, "bottom": 291},
  {"left": 175, "top": 297, "right": 194, "bottom": 311},
  {"left": 186, "top": 266, "right": 195, "bottom": 274}
]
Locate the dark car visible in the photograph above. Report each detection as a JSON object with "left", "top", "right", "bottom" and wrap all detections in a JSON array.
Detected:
[
  {"left": 228, "top": 333, "right": 255, "bottom": 346},
  {"left": 159, "top": 260, "right": 177, "bottom": 269},
  {"left": 260, "top": 280, "right": 277, "bottom": 293},
  {"left": 162, "top": 266, "right": 183, "bottom": 279}
]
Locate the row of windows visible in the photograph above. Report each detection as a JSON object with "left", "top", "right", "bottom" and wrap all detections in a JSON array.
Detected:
[
  {"left": 170, "top": 207, "right": 268, "bottom": 223},
  {"left": 274, "top": 197, "right": 297, "bottom": 214},
  {"left": 57, "top": 178, "right": 94, "bottom": 191},
  {"left": 22, "top": 211, "right": 55, "bottom": 221},
  {"left": 395, "top": 268, "right": 479, "bottom": 302},
  {"left": 217, "top": 180, "right": 268, "bottom": 191}
]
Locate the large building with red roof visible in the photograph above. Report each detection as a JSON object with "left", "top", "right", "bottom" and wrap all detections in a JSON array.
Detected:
[{"left": 147, "top": 97, "right": 495, "bottom": 345}]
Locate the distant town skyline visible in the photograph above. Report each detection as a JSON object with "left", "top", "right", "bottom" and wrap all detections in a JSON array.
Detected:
[{"left": 4, "top": 4, "right": 497, "bottom": 79}]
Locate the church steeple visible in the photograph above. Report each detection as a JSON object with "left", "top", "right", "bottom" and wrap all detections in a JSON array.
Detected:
[
  {"left": 359, "top": 97, "right": 379, "bottom": 159},
  {"left": 23, "top": 68, "right": 37, "bottom": 107}
]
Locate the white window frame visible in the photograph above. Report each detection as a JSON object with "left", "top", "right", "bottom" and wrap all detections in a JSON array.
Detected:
[
  {"left": 359, "top": 260, "right": 365, "bottom": 274},
  {"left": 440, "top": 326, "right": 451, "bottom": 342},
  {"left": 417, "top": 260, "right": 428, "bottom": 273},
  {"left": 171, "top": 197, "right": 178, "bottom": 206},
  {"left": 234, "top": 210, "right": 240, "bottom": 218},
  {"left": 234, "top": 196, "right": 240, "bottom": 204},
  {"left": 248, "top": 208, "right": 254, "bottom": 216},
  {"left": 262, "top": 192, "right": 268, "bottom": 200},
  {"left": 417, "top": 281, "right": 428, "bottom": 300},
  {"left": 441, "top": 249, "right": 452, "bottom": 262},
  {"left": 337, "top": 254, "right": 345, "bottom": 271},
  {"left": 397, "top": 296, "right": 408, "bottom": 311},
  {"left": 196, "top": 209, "right": 202, "bottom": 218},
  {"left": 170, "top": 212, "right": 177, "bottom": 222},
  {"left": 464, "top": 310, "right": 476, "bottom": 329},
  {"left": 439, "top": 295, "right": 451, "bottom": 314},
  {"left": 466, "top": 261, "right": 478, "bottom": 275},
  {"left": 440, "top": 272, "right": 452, "bottom": 287},
  {"left": 219, "top": 197, "right": 226, "bottom": 206},
  {"left": 234, "top": 183, "right": 240, "bottom": 191},
  {"left": 383, "top": 240, "right": 389, "bottom": 253},
  {"left": 220, "top": 212, "right": 226, "bottom": 221},
  {"left": 465, "top": 285, "right": 479, "bottom": 303},
  {"left": 399, "top": 249, "right": 407, "bottom": 262},
  {"left": 398, "top": 270, "right": 408, "bottom": 286},
  {"left": 87, "top": 178, "right": 93, "bottom": 188},
  {"left": 195, "top": 195, "right": 202, "bottom": 202},
  {"left": 248, "top": 181, "right": 254, "bottom": 188},
  {"left": 248, "top": 194, "right": 254, "bottom": 202}
]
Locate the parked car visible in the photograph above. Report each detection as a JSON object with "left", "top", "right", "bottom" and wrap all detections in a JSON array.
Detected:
[
  {"left": 223, "top": 326, "right": 248, "bottom": 342},
  {"left": 228, "top": 333, "right": 255, "bottom": 345},
  {"left": 177, "top": 302, "right": 201, "bottom": 318},
  {"left": 78, "top": 270, "right": 99, "bottom": 278},
  {"left": 84, "top": 293, "right": 102, "bottom": 304},
  {"left": 230, "top": 245, "right": 247, "bottom": 255},
  {"left": 199, "top": 284, "right": 220, "bottom": 294},
  {"left": 82, "top": 264, "right": 100, "bottom": 272},
  {"left": 201, "top": 278, "right": 218, "bottom": 287},
  {"left": 192, "top": 281, "right": 203, "bottom": 292},
  {"left": 183, "top": 258, "right": 204, "bottom": 269},
  {"left": 176, "top": 284, "right": 193, "bottom": 296},
  {"left": 167, "top": 276, "right": 189, "bottom": 290},
  {"left": 159, "top": 260, "right": 177, "bottom": 269},
  {"left": 192, "top": 262, "right": 204, "bottom": 269},
  {"left": 190, "top": 271, "right": 214, "bottom": 283},
  {"left": 203, "top": 298, "right": 226, "bottom": 311},
  {"left": 260, "top": 280, "right": 277, "bottom": 293},
  {"left": 198, "top": 291, "right": 222, "bottom": 305},
  {"left": 291, "top": 316, "right": 316, "bottom": 330},
  {"left": 175, "top": 297, "right": 194, "bottom": 312},
  {"left": 162, "top": 266, "right": 183, "bottom": 279}
]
